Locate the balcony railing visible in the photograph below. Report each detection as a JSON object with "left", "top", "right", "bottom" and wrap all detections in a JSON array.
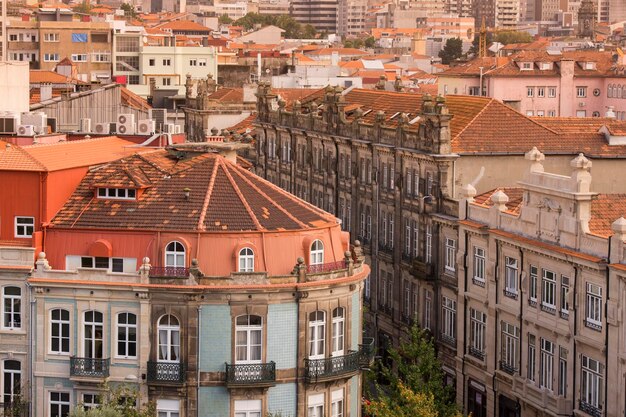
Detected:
[
  {"left": 149, "top": 266, "right": 189, "bottom": 278},
  {"left": 468, "top": 347, "right": 485, "bottom": 361},
  {"left": 70, "top": 357, "right": 110, "bottom": 378},
  {"left": 305, "top": 351, "right": 361, "bottom": 383},
  {"left": 579, "top": 400, "right": 602, "bottom": 417},
  {"left": 499, "top": 361, "right": 517, "bottom": 375},
  {"left": 359, "top": 337, "right": 375, "bottom": 367},
  {"left": 147, "top": 361, "right": 185, "bottom": 384},
  {"left": 306, "top": 260, "right": 346, "bottom": 274},
  {"left": 225, "top": 362, "right": 276, "bottom": 387}
]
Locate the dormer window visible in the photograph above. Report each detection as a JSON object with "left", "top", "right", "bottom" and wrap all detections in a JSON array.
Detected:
[
  {"left": 97, "top": 188, "right": 137, "bottom": 200},
  {"left": 584, "top": 61, "right": 596, "bottom": 70},
  {"left": 539, "top": 62, "right": 552, "bottom": 70},
  {"left": 521, "top": 62, "right": 533, "bottom": 70}
]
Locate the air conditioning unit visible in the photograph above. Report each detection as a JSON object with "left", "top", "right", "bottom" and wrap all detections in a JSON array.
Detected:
[
  {"left": 79, "top": 118, "right": 91, "bottom": 133},
  {"left": 149, "top": 108, "right": 167, "bottom": 131},
  {"left": 17, "top": 125, "right": 35, "bottom": 136},
  {"left": 164, "top": 123, "right": 175, "bottom": 133},
  {"left": 137, "top": 119, "right": 156, "bottom": 135},
  {"left": 117, "top": 113, "right": 136, "bottom": 135},
  {"left": 0, "top": 115, "right": 20, "bottom": 133},
  {"left": 94, "top": 123, "right": 111, "bottom": 134},
  {"left": 21, "top": 112, "right": 47, "bottom": 134},
  {"left": 174, "top": 124, "right": 182, "bottom": 134}
]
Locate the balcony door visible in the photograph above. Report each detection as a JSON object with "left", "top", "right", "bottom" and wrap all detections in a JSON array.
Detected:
[
  {"left": 84, "top": 311, "right": 103, "bottom": 359},
  {"left": 308, "top": 311, "right": 325, "bottom": 360},
  {"left": 158, "top": 315, "right": 180, "bottom": 363},
  {"left": 235, "top": 315, "right": 262, "bottom": 364}
]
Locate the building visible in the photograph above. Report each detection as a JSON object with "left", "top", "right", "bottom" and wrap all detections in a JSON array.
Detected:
[
  {"left": 337, "top": 0, "right": 367, "bottom": 38},
  {"left": 24, "top": 144, "right": 371, "bottom": 417},
  {"left": 454, "top": 149, "right": 626, "bottom": 417},
  {"left": 290, "top": 0, "right": 338, "bottom": 33}
]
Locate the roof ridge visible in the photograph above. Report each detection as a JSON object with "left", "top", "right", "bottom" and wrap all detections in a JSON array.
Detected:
[
  {"left": 492, "top": 101, "right": 561, "bottom": 135},
  {"left": 196, "top": 157, "right": 220, "bottom": 231},
  {"left": 220, "top": 160, "right": 264, "bottom": 231},
  {"left": 1, "top": 145, "right": 48, "bottom": 171},
  {"left": 452, "top": 97, "right": 495, "bottom": 139}
]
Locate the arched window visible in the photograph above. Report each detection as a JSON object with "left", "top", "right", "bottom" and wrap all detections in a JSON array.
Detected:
[
  {"left": 2, "top": 360, "right": 21, "bottom": 405},
  {"left": 623, "top": 86, "right": 626, "bottom": 99},
  {"left": 84, "top": 310, "right": 103, "bottom": 359},
  {"left": 310, "top": 240, "right": 324, "bottom": 266},
  {"left": 238, "top": 248, "right": 254, "bottom": 273},
  {"left": 331, "top": 307, "right": 345, "bottom": 356},
  {"left": 308, "top": 311, "right": 326, "bottom": 359},
  {"left": 2, "top": 286, "right": 21, "bottom": 329},
  {"left": 165, "top": 241, "right": 185, "bottom": 268},
  {"left": 235, "top": 315, "right": 262, "bottom": 363},
  {"left": 157, "top": 315, "right": 180, "bottom": 362},
  {"left": 116, "top": 312, "right": 137, "bottom": 359},
  {"left": 618, "top": 85, "right": 623, "bottom": 99},
  {"left": 608, "top": 84, "right": 612, "bottom": 98},
  {"left": 50, "top": 308, "right": 70, "bottom": 354}
]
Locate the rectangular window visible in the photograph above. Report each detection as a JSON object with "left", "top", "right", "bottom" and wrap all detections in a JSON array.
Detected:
[
  {"left": 529, "top": 265, "right": 538, "bottom": 305},
  {"left": 412, "top": 220, "right": 419, "bottom": 258},
  {"left": 527, "top": 87, "right": 534, "bottom": 97},
  {"left": 97, "top": 188, "right": 136, "bottom": 200},
  {"left": 542, "top": 269, "right": 556, "bottom": 312},
  {"left": 404, "top": 219, "right": 411, "bottom": 256},
  {"left": 581, "top": 355, "right": 604, "bottom": 411},
  {"left": 537, "top": 110, "right": 545, "bottom": 117},
  {"left": 82, "top": 394, "right": 101, "bottom": 410},
  {"left": 189, "top": 58, "right": 197, "bottom": 66},
  {"left": 504, "top": 257, "right": 518, "bottom": 297},
  {"left": 115, "top": 56, "right": 139, "bottom": 72},
  {"left": 540, "top": 338, "right": 554, "bottom": 390},
  {"left": 441, "top": 296, "right": 456, "bottom": 343},
  {"left": 198, "top": 58, "right": 207, "bottom": 66},
  {"left": 445, "top": 238, "right": 456, "bottom": 273},
  {"left": 15, "top": 217, "right": 34, "bottom": 237},
  {"left": 411, "top": 284, "right": 418, "bottom": 320},
  {"left": 560, "top": 276, "right": 570, "bottom": 318},
  {"left": 558, "top": 347, "right": 567, "bottom": 396},
  {"left": 71, "top": 54, "right": 88, "bottom": 62},
  {"left": 307, "top": 393, "right": 324, "bottom": 417},
  {"left": 528, "top": 334, "right": 536, "bottom": 381},
  {"left": 381, "top": 213, "right": 387, "bottom": 246},
  {"left": 44, "top": 53, "right": 60, "bottom": 62},
  {"left": 92, "top": 52, "right": 111, "bottom": 62},
  {"left": 116, "top": 36, "right": 139, "bottom": 52},
  {"left": 586, "top": 282, "right": 602, "bottom": 330},
  {"left": 470, "top": 308, "right": 486, "bottom": 359},
  {"left": 423, "top": 290, "right": 432, "bottom": 330},
  {"left": 44, "top": 33, "right": 59, "bottom": 42},
  {"left": 473, "top": 247, "right": 485, "bottom": 284},
  {"left": 405, "top": 169, "right": 412, "bottom": 197},
  {"left": 162, "top": 78, "right": 171, "bottom": 86},
  {"left": 331, "top": 389, "right": 344, "bottom": 417},
  {"left": 537, "top": 87, "right": 545, "bottom": 97},
  {"left": 149, "top": 58, "right": 155, "bottom": 66},
  {"left": 403, "top": 281, "right": 410, "bottom": 316},
  {"left": 163, "top": 58, "right": 171, "bottom": 66},
  {"left": 548, "top": 110, "right": 556, "bottom": 117},
  {"left": 91, "top": 33, "right": 108, "bottom": 43},
  {"left": 116, "top": 312, "right": 137, "bottom": 358},
  {"left": 548, "top": 87, "right": 557, "bottom": 97},
  {"left": 577, "top": 86, "right": 587, "bottom": 98},
  {"left": 388, "top": 214, "right": 394, "bottom": 248},
  {"left": 500, "top": 321, "right": 519, "bottom": 374},
  {"left": 425, "top": 225, "right": 432, "bottom": 263},
  {"left": 2, "top": 286, "right": 21, "bottom": 329},
  {"left": 50, "top": 392, "right": 70, "bottom": 417}
]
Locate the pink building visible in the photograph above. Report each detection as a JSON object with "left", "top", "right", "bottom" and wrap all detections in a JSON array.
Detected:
[{"left": 438, "top": 50, "right": 626, "bottom": 119}]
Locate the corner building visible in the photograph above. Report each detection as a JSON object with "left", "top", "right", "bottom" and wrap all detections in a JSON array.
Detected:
[{"left": 27, "top": 145, "right": 371, "bottom": 417}]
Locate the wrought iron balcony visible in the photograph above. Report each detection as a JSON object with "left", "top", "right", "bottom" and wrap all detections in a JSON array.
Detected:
[
  {"left": 401, "top": 252, "right": 414, "bottom": 263},
  {"left": 499, "top": 361, "right": 517, "bottom": 375},
  {"left": 440, "top": 334, "right": 456, "bottom": 348},
  {"left": 468, "top": 347, "right": 485, "bottom": 361},
  {"left": 149, "top": 266, "right": 189, "bottom": 278},
  {"left": 410, "top": 259, "right": 434, "bottom": 280},
  {"left": 147, "top": 361, "right": 186, "bottom": 384},
  {"left": 307, "top": 260, "right": 347, "bottom": 274},
  {"left": 579, "top": 400, "right": 602, "bottom": 417},
  {"left": 358, "top": 337, "right": 375, "bottom": 367},
  {"left": 225, "top": 361, "right": 276, "bottom": 388},
  {"left": 70, "top": 357, "right": 110, "bottom": 379},
  {"left": 305, "top": 351, "right": 361, "bottom": 383}
]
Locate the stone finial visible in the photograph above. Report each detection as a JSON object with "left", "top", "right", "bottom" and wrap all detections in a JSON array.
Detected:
[
  {"left": 210, "top": 127, "right": 218, "bottom": 136},
  {"left": 292, "top": 257, "right": 306, "bottom": 283},
  {"left": 570, "top": 153, "right": 592, "bottom": 170},
  {"left": 293, "top": 99, "right": 302, "bottom": 113},
  {"left": 277, "top": 98, "right": 286, "bottom": 109},
  {"left": 189, "top": 258, "right": 204, "bottom": 279},
  {"left": 375, "top": 75, "right": 387, "bottom": 90},
  {"left": 351, "top": 240, "right": 364, "bottom": 264},
  {"left": 491, "top": 189, "right": 509, "bottom": 211},
  {"left": 570, "top": 153, "right": 592, "bottom": 193},
  {"left": 461, "top": 183, "right": 477, "bottom": 202},
  {"left": 525, "top": 147, "right": 545, "bottom": 173},
  {"left": 36, "top": 252, "right": 51, "bottom": 271},
  {"left": 422, "top": 93, "right": 434, "bottom": 114},
  {"left": 375, "top": 110, "right": 385, "bottom": 124},
  {"left": 612, "top": 217, "right": 626, "bottom": 235},
  {"left": 354, "top": 107, "right": 363, "bottom": 120}
]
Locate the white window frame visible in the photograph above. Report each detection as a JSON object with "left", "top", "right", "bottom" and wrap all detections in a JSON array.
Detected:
[
  {"left": 423, "top": 290, "right": 432, "bottom": 330},
  {"left": 44, "top": 33, "right": 59, "bottom": 42},
  {"left": 165, "top": 241, "right": 185, "bottom": 268},
  {"left": 310, "top": 240, "right": 324, "bottom": 266},
  {"left": 156, "top": 399, "right": 180, "bottom": 417},
  {"left": 308, "top": 311, "right": 325, "bottom": 359},
  {"left": 529, "top": 265, "right": 538, "bottom": 303},
  {"left": 548, "top": 87, "right": 556, "bottom": 97},
  {"left": 586, "top": 282, "right": 602, "bottom": 329},
  {"left": 163, "top": 58, "right": 171, "bottom": 66},
  {"left": 116, "top": 312, "right": 137, "bottom": 359},
  {"left": 577, "top": 86, "right": 587, "bottom": 98},
  {"left": 540, "top": 338, "right": 554, "bottom": 390},
  {"left": 501, "top": 321, "right": 519, "bottom": 372},
  {"left": 307, "top": 393, "right": 324, "bottom": 417},
  {"left": 581, "top": 355, "right": 604, "bottom": 410},
  {"left": 473, "top": 247, "right": 485, "bottom": 283},
  {"left": 49, "top": 391, "right": 70, "bottom": 417},
  {"left": 537, "top": 86, "right": 545, "bottom": 97},
  {"left": 542, "top": 269, "right": 556, "bottom": 310},
  {"left": 234, "top": 399, "right": 261, "bottom": 417},
  {"left": 97, "top": 187, "right": 136, "bottom": 200},
  {"left": 425, "top": 225, "right": 432, "bottom": 263},
  {"left": 49, "top": 308, "right": 71, "bottom": 355},
  {"left": 71, "top": 53, "right": 88, "bottom": 62},
  {"left": 2, "top": 286, "right": 21, "bottom": 330},
  {"left": 504, "top": 257, "right": 518, "bottom": 296},
  {"left": 528, "top": 334, "right": 536, "bottom": 381},
  {"left": 235, "top": 315, "right": 262, "bottom": 364},
  {"left": 445, "top": 238, "right": 456, "bottom": 273},
  {"left": 470, "top": 308, "right": 486, "bottom": 356},
  {"left": 441, "top": 296, "right": 456, "bottom": 342},
  {"left": 83, "top": 310, "right": 104, "bottom": 359},
  {"left": 558, "top": 347, "right": 567, "bottom": 396},
  {"left": 331, "top": 307, "right": 344, "bottom": 356},
  {"left": 527, "top": 86, "right": 534, "bottom": 97},
  {"left": 560, "top": 276, "right": 570, "bottom": 317},
  {"left": 238, "top": 248, "right": 254, "bottom": 272},
  {"left": 81, "top": 393, "right": 101, "bottom": 410},
  {"left": 157, "top": 314, "right": 180, "bottom": 363},
  {"left": 15, "top": 216, "right": 34, "bottom": 238},
  {"left": 331, "top": 389, "right": 344, "bottom": 417},
  {"left": 412, "top": 220, "right": 419, "bottom": 258},
  {"left": 2, "top": 360, "right": 21, "bottom": 405}
]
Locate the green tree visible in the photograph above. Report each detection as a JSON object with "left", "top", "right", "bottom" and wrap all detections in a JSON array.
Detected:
[
  {"left": 120, "top": 3, "right": 137, "bottom": 18},
  {"left": 233, "top": 13, "right": 316, "bottom": 39},
  {"left": 218, "top": 13, "right": 233, "bottom": 24},
  {"left": 494, "top": 30, "right": 533, "bottom": 45},
  {"left": 70, "top": 385, "right": 155, "bottom": 417},
  {"left": 364, "top": 36, "right": 376, "bottom": 48},
  {"left": 366, "top": 326, "right": 459, "bottom": 417},
  {"left": 438, "top": 37, "right": 463, "bottom": 65}
]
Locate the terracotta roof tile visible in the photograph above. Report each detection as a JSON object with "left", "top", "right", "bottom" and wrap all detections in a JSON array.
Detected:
[
  {"left": 155, "top": 20, "right": 212, "bottom": 32},
  {"left": 589, "top": 194, "right": 626, "bottom": 237},
  {"left": 472, "top": 187, "right": 524, "bottom": 214}
]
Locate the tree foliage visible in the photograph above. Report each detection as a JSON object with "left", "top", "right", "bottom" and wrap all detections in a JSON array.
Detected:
[
  {"left": 233, "top": 13, "right": 317, "bottom": 39},
  {"left": 494, "top": 30, "right": 533, "bottom": 45},
  {"left": 218, "top": 13, "right": 233, "bottom": 25},
  {"left": 69, "top": 385, "right": 155, "bottom": 417},
  {"left": 364, "top": 36, "right": 376, "bottom": 48},
  {"left": 120, "top": 3, "right": 137, "bottom": 18},
  {"left": 366, "top": 326, "right": 459, "bottom": 417},
  {"left": 438, "top": 37, "right": 463, "bottom": 65}
]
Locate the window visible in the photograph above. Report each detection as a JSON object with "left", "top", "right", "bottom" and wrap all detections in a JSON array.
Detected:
[
  {"left": 116, "top": 56, "right": 139, "bottom": 72},
  {"left": 425, "top": 225, "right": 432, "bottom": 263},
  {"left": 189, "top": 59, "right": 197, "bottom": 66},
  {"left": 2, "top": 287, "right": 21, "bottom": 329},
  {"left": 162, "top": 78, "right": 171, "bottom": 86},
  {"left": 331, "top": 389, "right": 344, "bottom": 417},
  {"left": 50, "top": 308, "right": 70, "bottom": 354},
  {"left": 116, "top": 312, "right": 137, "bottom": 358},
  {"left": 238, "top": 248, "right": 254, "bottom": 272},
  {"left": 44, "top": 33, "right": 59, "bottom": 42},
  {"left": 423, "top": 290, "right": 432, "bottom": 330},
  {"left": 157, "top": 315, "right": 180, "bottom": 362},
  {"left": 537, "top": 110, "right": 545, "bottom": 117},
  {"left": 560, "top": 276, "right": 570, "bottom": 318},
  {"left": 148, "top": 58, "right": 155, "bottom": 66},
  {"left": 80, "top": 256, "right": 124, "bottom": 272},
  {"left": 577, "top": 86, "right": 587, "bottom": 98},
  {"left": 500, "top": 322, "right": 519, "bottom": 373},
  {"left": 50, "top": 392, "right": 70, "bottom": 417},
  {"left": 469, "top": 86, "right": 480, "bottom": 96},
  {"left": 308, "top": 311, "right": 325, "bottom": 359},
  {"left": 82, "top": 393, "right": 101, "bottom": 410},
  {"left": 528, "top": 334, "right": 536, "bottom": 381},
  {"left": 529, "top": 265, "right": 538, "bottom": 305},
  {"left": 469, "top": 308, "right": 486, "bottom": 359},
  {"left": 411, "top": 284, "right": 418, "bottom": 320},
  {"left": 404, "top": 219, "right": 411, "bottom": 255},
  {"left": 548, "top": 87, "right": 556, "bottom": 97},
  {"left": 527, "top": 87, "right": 534, "bottom": 97},
  {"left": 412, "top": 220, "right": 419, "bottom": 258},
  {"left": 157, "top": 399, "right": 180, "bottom": 417},
  {"left": 71, "top": 54, "right": 88, "bottom": 62},
  {"left": 8, "top": 34, "right": 17, "bottom": 41},
  {"left": 310, "top": 240, "right": 324, "bottom": 265},
  {"left": 44, "top": 53, "right": 60, "bottom": 62},
  {"left": 445, "top": 238, "right": 456, "bottom": 273},
  {"left": 542, "top": 269, "right": 556, "bottom": 312},
  {"left": 403, "top": 281, "right": 410, "bottom": 315},
  {"left": 97, "top": 188, "right": 136, "bottom": 200},
  {"left": 84, "top": 311, "right": 104, "bottom": 359},
  {"left": 522, "top": 62, "right": 532, "bottom": 70},
  {"left": 473, "top": 247, "right": 485, "bottom": 284},
  {"left": 388, "top": 214, "right": 394, "bottom": 248},
  {"left": 581, "top": 355, "right": 604, "bottom": 411},
  {"left": 198, "top": 59, "right": 207, "bottom": 66},
  {"left": 15, "top": 217, "right": 34, "bottom": 238},
  {"left": 235, "top": 315, "right": 262, "bottom": 363},
  {"left": 540, "top": 338, "right": 554, "bottom": 390},
  {"left": 548, "top": 110, "right": 556, "bottom": 117},
  {"left": 558, "top": 347, "right": 567, "bottom": 396},
  {"left": 2, "top": 360, "right": 20, "bottom": 405},
  {"left": 441, "top": 296, "right": 456, "bottom": 343},
  {"left": 234, "top": 399, "right": 261, "bottom": 417},
  {"left": 537, "top": 87, "right": 545, "bottom": 97},
  {"left": 586, "top": 282, "right": 602, "bottom": 329},
  {"left": 116, "top": 36, "right": 139, "bottom": 52},
  {"left": 381, "top": 213, "right": 387, "bottom": 246},
  {"left": 91, "top": 33, "right": 108, "bottom": 43},
  {"left": 331, "top": 308, "right": 344, "bottom": 356},
  {"left": 163, "top": 58, "right": 171, "bottom": 66},
  {"left": 165, "top": 241, "right": 185, "bottom": 268},
  {"left": 71, "top": 33, "right": 88, "bottom": 42},
  {"left": 92, "top": 52, "right": 111, "bottom": 63},
  {"left": 504, "top": 257, "right": 518, "bottom": 297},
  {"left": 308, "top": 393, "right": 324, "bottom": 417}
]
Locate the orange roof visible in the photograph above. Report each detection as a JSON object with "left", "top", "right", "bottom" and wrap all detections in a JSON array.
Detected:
[
  {"left": 589, "top": 194, "right": 626, "bottom": 237},
  {"left": 156, "top": 20, "right": 212, "bottom": 32},
  {"left": 121, "top": 87, "right": 151, "bottom": 111},
  {"left": 473, "top": 187, "right": 525, "bottom": 214},
  {"left": 0, "top": 137, "right": 145, "bottom": 172},
  {"left": 30, "top": 70, "right": 85, "bottom": 84},
  {"left": 305, "top": 48, "right": 369, "bottom": 56}
]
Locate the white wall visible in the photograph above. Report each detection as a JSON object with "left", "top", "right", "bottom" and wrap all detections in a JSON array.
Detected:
[{"left": 0, "top": 62, "right": 29, "bottom": 113}]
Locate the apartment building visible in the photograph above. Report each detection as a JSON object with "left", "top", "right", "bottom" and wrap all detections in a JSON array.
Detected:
[
  {"left": 495, "top": 0, "right": 520, "bottom": 27},
  {"left": 337, "top": 0, "right": 367, "bottom": 38},
  {"left": 290, "top": 0, "right": 338, "bottom": 33},
  {"left": 453, "top": 149, "right": 626, "bottom": 417}
]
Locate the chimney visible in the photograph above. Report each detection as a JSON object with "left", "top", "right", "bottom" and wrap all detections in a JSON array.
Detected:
[
  {"left": 40, "top": 83, "right": 52, "bottom": 101},
  {"left": 202, "top": 37, "right": 208, "bottom": 47},
  {"left": 331, "top": 51, "right": 339, "bottom": 66}
]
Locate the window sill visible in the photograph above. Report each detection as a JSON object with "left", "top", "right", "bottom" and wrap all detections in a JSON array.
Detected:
[
  {"left": 585, "top": 320, "right": 602, "bottom": 332},
  {"left": 472, "top": 278, "right": 485, "bottom": 288},
  {"left": 541, "top": 303, "right": 556, "bottom": 315},
  {"left": 529, "top": 299, "right": 537, "bottom": 307},
  {"left": 503, "top": 289, "right": 518, "bottom": 300},
  {"left": 0, "top": 328, "right": 26, "bottom": 334}
]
